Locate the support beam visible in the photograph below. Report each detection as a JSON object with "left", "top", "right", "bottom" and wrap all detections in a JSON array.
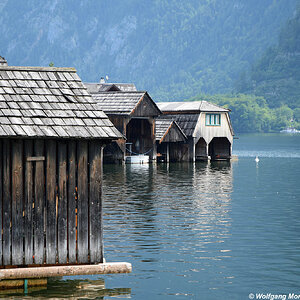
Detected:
[
  {"left": 0, "top": 263, "right": 132, "bottom": 280},
  {"left": 166, "top": 143, "right": 169, "bottom": 163}
]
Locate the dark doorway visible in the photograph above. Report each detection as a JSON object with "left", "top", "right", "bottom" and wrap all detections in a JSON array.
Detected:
[
  {"left": 208, "top": 137, "right": 231, "bottom": 160},
  {"left": 126, "top": 118, "right": 152, "bottom": 155},
  {"left": 195, "top": 138, "right": 208, "bottom": 160}
]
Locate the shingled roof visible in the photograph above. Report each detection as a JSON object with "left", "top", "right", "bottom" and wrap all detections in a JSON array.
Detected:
[
  {"left": 157, "top": 101, "right": 229, "bottom": 113},
  {"left": 0, "top": 66, "right": 122, "bottom": 139},
  {"left": 156, "top": 119, "right": 187, "bottom": 143},
  {"left": 158, "top": 114, "right": 200, "bottom": 137},
  {"left": 91, "top": 91, "right": 161, "bottom": 116}
]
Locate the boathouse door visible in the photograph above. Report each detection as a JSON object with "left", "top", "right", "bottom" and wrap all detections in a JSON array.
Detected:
[
  {"left": 126, "top": 118, "right": 153, "bottom": 155},
  {"left": 208, "top": 137, "right": 231, "bottom": 159}
]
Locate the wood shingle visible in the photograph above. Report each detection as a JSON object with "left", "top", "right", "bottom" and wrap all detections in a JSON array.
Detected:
[
  {"left": 92, "top": 91, "right": 161, "bottom": 117},
  {"left": 0, "top": 66, "right": 123, "bottom": 140}
]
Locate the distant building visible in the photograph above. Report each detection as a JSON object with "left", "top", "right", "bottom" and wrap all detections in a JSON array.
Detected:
[
  {"left": 0, "top": 56, "right": 8, "bottom": 66},
  {"left": 155, "top": 119, "right": 187, "bottom": 162},
  {"left": 89, "top": 90, "right": 162, "bottom": 163},
  {"left": 157, "top": 101, "right": 234, "bottom": 161}
]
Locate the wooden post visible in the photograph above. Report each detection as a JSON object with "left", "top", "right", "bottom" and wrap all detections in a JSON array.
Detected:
[
  {"left": 3, "top": 139, "right": 11, "bottom": 265},
  {"left": 67, "top": 140, "right": 77, "bottom": 264},
  {"left": 11, "top": 139, "right": 24, "bottom": 265},
  {"left": 46, "top": 140, "right": 57, "bottom": 264},
  {"left": 89, "top": 141, "right": 103, "bottom": 263},
  {"left": 24, "top": 140, "right": 34, "bottom": 265},
  {"left": 0, "top": 139, "right": 2, "bottom": 266},
  {"left": 188, "top": 137, "right": 195, "bottom": 162},
  {"left": 166, "top": 143, "right": 170, "bottom": 163},
  {"left": 57, "top": 142, "right": 68, "bottom": 264},
  {"left": 34, "top": 140, "right": 45, "bottom": 264},
  {"left": 77, "top": 141, "right": 89, "bottom": 263}
]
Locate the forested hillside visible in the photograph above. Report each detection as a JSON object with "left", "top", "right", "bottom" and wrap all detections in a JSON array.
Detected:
[
  {"left": 237, "top": 4, "right": 300, "bottom": 110},
  {"left": 0, "top": 0, "right": 297, "bottom": 101}
]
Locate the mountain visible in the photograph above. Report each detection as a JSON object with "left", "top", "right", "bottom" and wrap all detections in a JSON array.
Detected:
[
  {"left": 0, "top": 0, "right": 298, "bottom": 101},
  {"left": 236, "top": 4, "right": 300, "bottom": 110}
]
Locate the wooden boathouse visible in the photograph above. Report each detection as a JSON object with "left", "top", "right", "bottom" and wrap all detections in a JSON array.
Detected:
[
  {"left": 89, "top": 90, "right": 162, "bottom": 163},
  {"left": 157, "top": 101, "right": 234, "bottom": 161},
  {"left": 155, "top": 119, "right": 187, "bottom": 162},
  {"left": 0, "top": 63, "right": 131, "bottom": 288}
]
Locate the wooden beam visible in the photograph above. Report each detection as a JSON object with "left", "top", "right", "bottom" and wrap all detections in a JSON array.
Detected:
[
  {"left": 57, "top": 142, "right": 68, "bottom": 264},
  {"left": 0, "top": 278, "right": 47, "bottom": 290},
  {"left": 77, "top": 141, "right": 89, "bottom": 263},
  {"left": 24, "top": 140, "right": 34, "bottom": 265},
  {"left": 11, "top": 139, "right": 24, "bottom": 265},
  {"left": 34, "top": 140, "right": 45, "bottom": 264},
  {"left": 2, "top": 139, "right": 11, "bottom": 265},
  {"left": 0, "top": 263, "right": 132, "bottom": 280},
  {"left": 67, "top": 141, "right": 77, "bottom": 264},
  {"left": 26, "top": 156, "right": 45, "bottom": 162},
  {"left": 45, "top": 140, "right": 57, "bottom": 264}
]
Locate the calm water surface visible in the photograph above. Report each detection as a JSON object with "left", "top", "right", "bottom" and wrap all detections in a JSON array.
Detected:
[{"left": 4, "top": 134, "right": 300, "bottom": 299}]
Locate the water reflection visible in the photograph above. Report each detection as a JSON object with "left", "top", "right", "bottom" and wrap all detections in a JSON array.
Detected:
[
  {"left": 103, "top": 161, "right": 234, "bottom": 297},
  {"left": 0, "top": 278, "right": 131, "bottom": 299}
]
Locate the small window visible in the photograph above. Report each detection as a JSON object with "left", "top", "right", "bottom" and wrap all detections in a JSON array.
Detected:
[{"left": 206, "top": 113, "right": 221, "bottom": 126}]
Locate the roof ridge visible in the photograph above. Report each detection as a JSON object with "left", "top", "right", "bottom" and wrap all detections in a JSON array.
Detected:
[
  {"left": 93, "top": 91, "right": 146, "bottom": 94},
  {"left": 0, "top": 66, "right": 77, "bottom": 72}
]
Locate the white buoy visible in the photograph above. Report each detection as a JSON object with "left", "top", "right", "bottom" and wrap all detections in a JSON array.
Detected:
[{"left": 255, "top": 156, "right": 259, "bottom": 163}]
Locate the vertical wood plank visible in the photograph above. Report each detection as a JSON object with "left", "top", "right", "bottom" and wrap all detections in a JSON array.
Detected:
[
  {"left": 57, "top": 141, "right": 67, "bottom": 264},
  {"left": 77, "top": 141, "right": 89, "bottom": 263},
  {"left": 11, "top": 139, "right": 24, "bottom": 265},
  {"left": 24, "top": 140, "right": 34, "bottom": 265},
  {"left": 34, "top": 140, "right": 45, "bottom": 264},
  {"left": 67, "top": 141, "right": 76, "bottom": 264},
  {"left": 89, "top": 141, "right": 103, "bottom": 263},
  {"left": 45, "top": 140, "right": 57, "bottom": 264},
  {"left": 2, "top": 139, "right": 11, "bottom": 265},
  {"left": 0, "top": 139, "right": 2, "bottom": 266}
]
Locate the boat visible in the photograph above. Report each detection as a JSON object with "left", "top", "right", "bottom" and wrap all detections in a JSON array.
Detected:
[
  {"left": 280, "top": 127, "right": 300, "bottom": 133},
  {"left": 125, "top": 155, "right": 149, "bottom": 164}
]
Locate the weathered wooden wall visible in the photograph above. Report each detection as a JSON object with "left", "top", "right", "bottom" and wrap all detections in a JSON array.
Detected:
[
  {"left": 0, "top": 138, "right": 104, "bottom": 268},
  {"left": 169, "top": 143, "right": 189, "bottom": 162}
]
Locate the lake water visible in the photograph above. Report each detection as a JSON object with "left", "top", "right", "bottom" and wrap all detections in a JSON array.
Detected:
[{"left": 3, "top": 133, "right": 300, "bottom": 299}]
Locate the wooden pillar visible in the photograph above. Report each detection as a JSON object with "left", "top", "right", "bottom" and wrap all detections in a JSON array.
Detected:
[
  {"left": 148, "top": 117, "right": 157, "bottom": 161},
  {"left": 11, "top": 139, "right": 24, "bottom": 265},
  {"left": 34, "top": 140, "right": 45, "bottom": 264},
  {"left": 166, "top": 143, "right": 170, "bottom": 163},
  {"left": 0, "top": 139, "right": 2, "bottom": 266},
  {"left": 68, "top": 140, "right": 77, "bottom": 264},
  {"left": 188, "top": 137, "right": 195, "bottom": 162},
  {"left": 46, "top": 140, "right": 57, "bottom": 264},
  {"left": 57, "top": 142, "right": 68, "bottom": 264},
  {"left": 24, "top": 140, "right": 34, "bottom": 265},
  {"left": 89, "top": 141, "right": 103, "bottom": 263},
  {"left": 77, "top": 141, "right": 89, "bottom": 263},
  {"left": 3, "top": 139, "right": 11, "bottom": 265}
]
